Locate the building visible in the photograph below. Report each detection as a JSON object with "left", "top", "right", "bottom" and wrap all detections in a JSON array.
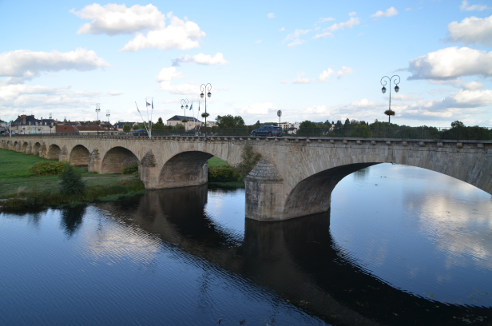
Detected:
[
  {"left": 167, "top": 115, "right": 201, "bottom": 131},
  {"left": 11, "top": 115, "right": 55, "bottom": 134}
]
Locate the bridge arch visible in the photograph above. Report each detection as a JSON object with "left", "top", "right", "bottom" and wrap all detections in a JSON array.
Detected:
[
  {"left": 159, "top": 151, "right": 213, "bottom": 188},
  {"left": 21, "top": 141, "right": 28, "bottom": 153},
  {"left": 33, "top": 142, "right": 41, "bottom": 155},
  {"left": 101, "top": 146, "right": 139, "bottom": 174},
  {"left": 47, "top": 144, "right": 61, "bottom": 160},
  {"left": 282, "top": 163, "right": 380, "bottom": 219},
  {"left": 70, "top": 145, "right": 90, "bottom": 167}
]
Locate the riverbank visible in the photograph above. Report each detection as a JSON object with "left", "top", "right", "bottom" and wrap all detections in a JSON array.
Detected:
[
  {"left": 0, "top": 150, "right": 245, "bottom": 210},
  {"left": 0, "top": 149, "right": 146, "bottom": 210}
]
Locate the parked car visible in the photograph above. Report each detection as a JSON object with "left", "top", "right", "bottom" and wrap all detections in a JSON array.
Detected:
[
  {"left": 133, "top": 129, "right": 148, "bottom": 136},
  {"left": 251, "top": 125, "right": 283, "bottom": 137}
]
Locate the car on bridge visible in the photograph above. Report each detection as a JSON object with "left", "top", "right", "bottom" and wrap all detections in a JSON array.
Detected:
[
  {"left": 133, "top": 129, "right": 148, "bottom": 136},
  {"left": 251, "top": 125, "right": 283, "bottom": 137}
]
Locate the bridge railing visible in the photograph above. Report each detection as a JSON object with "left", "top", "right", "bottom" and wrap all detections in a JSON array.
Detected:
[{"left": 4, "top": 126, "right": 492, "bottom": 141}]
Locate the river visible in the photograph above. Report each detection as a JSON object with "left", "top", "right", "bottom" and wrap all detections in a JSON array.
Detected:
[{"left": 0, "top": 163, "right": 491, "bottom": 325}]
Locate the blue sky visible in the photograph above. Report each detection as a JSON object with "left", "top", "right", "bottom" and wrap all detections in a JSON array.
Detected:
[{"left": 1, "top": 0, "right": 491, "bottom": 127}]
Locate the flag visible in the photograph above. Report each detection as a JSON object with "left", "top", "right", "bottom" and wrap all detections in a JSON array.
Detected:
[
  {"left": 199, "top": 101, "right": 200, "bottom": 111},
  {"left": 189, "top": 104, "right": 193, "bottom": 110},
  {"left": 146, "top": 101, "right": 151, "bottom": 107},
  {"left": 152, "top": 100, "right": 154, "bottom": 109}
]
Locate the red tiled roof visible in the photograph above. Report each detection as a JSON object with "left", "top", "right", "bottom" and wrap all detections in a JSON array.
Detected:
[{"left": 56, "top": 125, "right": 77, "bottom": 133}]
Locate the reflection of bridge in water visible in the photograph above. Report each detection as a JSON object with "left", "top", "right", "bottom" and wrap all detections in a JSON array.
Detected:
[
  {"left": 77, "top": 186, "right": 489, "bottom": 326},
  {"left": 3, "top": 135, "right": 492, "bottom": 221}
]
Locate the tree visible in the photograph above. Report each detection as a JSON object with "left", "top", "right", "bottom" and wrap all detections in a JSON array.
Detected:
[
  {"left": 352, "top": 124, "right": 372, "bottom": 138},
  {"left": 133, "top": 124, "right": 140, "bottom": 130},
  {"left": 297, "top": 120, "right": 321, "bottom": 136},
  {"left": 59, "top": 164, "right": 85, "bottom": 195},
  {"left": 216, "top": 114, "right": 246, "bottom": 129},
  {"left": 123, "top": 124, "right": 131, "bottom": 132},
  {"left": 157, "top": 117, "right": 164, "bottom": 124},
  {"left": 451, "top": 120, "right": 465, "bottom": 129}
]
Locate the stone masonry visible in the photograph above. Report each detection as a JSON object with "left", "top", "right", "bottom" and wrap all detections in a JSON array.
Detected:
[{"left": 2, "top": 136, "right": 491, "bottom": 221}]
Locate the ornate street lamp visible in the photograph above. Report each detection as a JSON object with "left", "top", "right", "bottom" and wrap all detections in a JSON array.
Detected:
[
  {"left": 96, "top": 103, "right": 101, "bottom": 136},
  {"left": 180, "top": 99, "right": 189, "bottom": 131},
  {"left": 380, "top": 75, "right": 400, "bottom": 137},
  {"left": 200, "top": 83, "right": 212, "bottom": 138},
  {"left": 106, "top": 110, "right": 110, "bottom": 133}
]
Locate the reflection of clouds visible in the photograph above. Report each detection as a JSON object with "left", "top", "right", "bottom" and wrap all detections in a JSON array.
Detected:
[
  {"left": 79, "top": 208, "right": 161, "bottom": 266},
  {"left": 403, "top": 168, "right": 492, "bottom": 271}
]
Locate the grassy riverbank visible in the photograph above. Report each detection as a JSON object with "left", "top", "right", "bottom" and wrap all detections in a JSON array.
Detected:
[
  {"left": 0, "top": 149, "right": 145, "bottom": 209},
  {"left": 207, "top": 157, "right": 245, "bottom": 188}
]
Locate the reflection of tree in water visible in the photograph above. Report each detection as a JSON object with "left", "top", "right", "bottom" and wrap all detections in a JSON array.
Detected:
[{"left": 60, "top": 206, "right": 86, "bottom": 238}]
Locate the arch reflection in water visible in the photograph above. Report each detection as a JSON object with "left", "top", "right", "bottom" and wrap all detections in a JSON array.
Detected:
[{"left": 95, "top": 185, "right": 490, "bottom": 326}]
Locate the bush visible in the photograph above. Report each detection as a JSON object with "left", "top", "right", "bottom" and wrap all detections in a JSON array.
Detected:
[
  {"left": 122, "top": 163, "right": 138, "bottom": 175},
  {"left": 29, "top": 161, "right": 67, "bottom": 176},
  {"left": 208, "top": 166, "right": 238, "bottom": 182},
  {"left": 59, "top": 164, "right": 85, "bottom": 195},
  {"left": 235, "top": 144, "right": 262, "bottom": 182}
]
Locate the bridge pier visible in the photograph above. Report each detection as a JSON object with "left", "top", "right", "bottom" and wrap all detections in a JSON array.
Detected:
[
  {"left": 59, "top": 146, "right": 69, "bottom": 162},
  {"left": 88, "top": 148, "right": 102, "bottom": 173},
  {"left": 25, "top": 142, "right": 32, "bottom": 155},
  {"left": 245, "top": 158, "right": 287, "bottom": 221},
  {"left": 139, "top": 150, "right": 160, "bottom": 189}
]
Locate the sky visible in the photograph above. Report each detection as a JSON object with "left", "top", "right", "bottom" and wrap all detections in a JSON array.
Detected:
[{"left": 0, "top": 0, "right": 491, "bottom": 127}]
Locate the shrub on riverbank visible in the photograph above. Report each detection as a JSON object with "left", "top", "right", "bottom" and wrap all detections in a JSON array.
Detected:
[
  {"left": 122, "top": 163, "right": 138, "bottom": 175},
  {"left": 29, "top": 161, "right": 67, "bottom": 176},
  {"left": 60, "top": 164, "right": 85, "bottom": 195},
  {"left": 209, "top": 166, "right": 238, "bottom": 182},
  {"left": 3, "top": 178, "right": 145, "bottom": 210}
]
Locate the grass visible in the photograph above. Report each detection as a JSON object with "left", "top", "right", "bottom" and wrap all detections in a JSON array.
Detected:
[
  {"left": 0, "top": 149, "right": 146, "bottom": 208},
  {"left": 208, "top": 156, "right": 229, "bottom": 167}
]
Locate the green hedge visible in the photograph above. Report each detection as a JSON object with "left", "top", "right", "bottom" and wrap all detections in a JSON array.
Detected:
[{"left": 29, "top": 161, "right": 68, "bottom": 176}]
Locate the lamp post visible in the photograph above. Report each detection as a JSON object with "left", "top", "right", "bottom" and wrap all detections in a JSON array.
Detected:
[
  {"left": 180, "top": 99, "right": 189, "bottom": 131},
  {"left": 200, "top": 83, "right": 212, "bottom": 138},
  {"left": 380, "top": 75, "right": 400, "bottom": 137},
  {"left": 106, "top": 110, "right": 110, "bottom": 134},
  {"left": 96, "top": 103, "right": 100, "bottom": 136}
]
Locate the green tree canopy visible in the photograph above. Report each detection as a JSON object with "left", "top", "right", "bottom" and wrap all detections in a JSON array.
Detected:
[
  {"left": 123, "top": 124, "right": 131, "bottom": 132},
  {"left": 216, "top": 114, "right": 246, "bottom": 129},
  {"left": 157, "top": 117, "right": 164, "bottom": 124},
  {"left": 132, "top": 124, "right": 140, "bottom": 130}
]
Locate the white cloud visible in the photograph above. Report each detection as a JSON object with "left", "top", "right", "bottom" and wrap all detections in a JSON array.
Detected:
[
  {"left": 337, "top": 66, "right": 354, "bottom": 79},
  {"left": 407, "top": 47, "right": 492, "bottom": 80},
  {"left": 236, "top": 102, "right": 277, "bottom": 115},
  {"left": 405, "top": 8, "right": 413, "bottom": 11},
  {"left": 462, "top": 81, "right": 484, "bottom": 90},
  {"left": 155, "top": 67, "right": 197, "bottom": 95},
  {"left": 173, "top": 53, "right": 228, "bottom": 66},
  {"left": 410, "top": 90, "right": 492, "bottom": 112},
  {"left": 120, "top": 13, "right": 205, "bottom": 51},
  {"left": 70, "top": 4, "right": 165, "bottom": 35},
  {"left": 255, "top": 40, "right": 262, "bottom": 44},
  {"left": 0, "top": 83, "right": 102, "bottom": 119},
  {"left": 349, "top": 12, "right": 357, "bottom": 16},
  {"left": 285, "top": 29, "right": 310, "bottom": 47},
  {"left": 0, "top": 48, "right": 110, "bottom": 81},
  {"left": 371, "top": 7, "right": 399, "bottom": 18},
  {"left": 459, "top": 1, "right": 489, "bottom": 11},
  {"left": 318, "top": 68, "right": 335, "bottom": 82},
  {"left": 293, "top": 72, "right": 314, "bottom": 84},
  {"left": 288, "top": 40, "right": 305, "bottom": 47},
  {"left": 446, "top": 15, "right": 492, "bottom": 46},
  {"left": 314, "top": 16, "right": 359, "bottom": 38},
  {"left": 107, "top": 90, "right": 122, "bottom": 96},
  {"left": 279, "top": 27, "right": 285, "bottom": 31},
  {"left": 72, "top": 4, "right": 205, "bottom": 52},
  {"left": 317, "top": 17, "right": 336, "bottom": 24},
  {"left": 267, "top": 13, "right": 275, "bottom": 18}
]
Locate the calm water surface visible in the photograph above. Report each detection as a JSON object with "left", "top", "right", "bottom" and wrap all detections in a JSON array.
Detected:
[{"left": 1, "top": 164, "right": 491, "bottom": 326}]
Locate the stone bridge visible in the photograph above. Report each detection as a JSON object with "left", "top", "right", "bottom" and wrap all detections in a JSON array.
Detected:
[{"left": 2, "top": 135, "right": 491, "bottom": 221}]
